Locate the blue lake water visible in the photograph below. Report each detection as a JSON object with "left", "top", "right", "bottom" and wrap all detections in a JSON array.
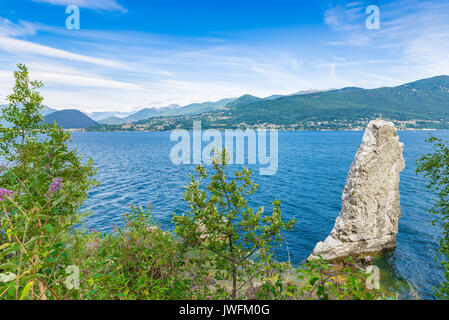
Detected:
[{"left": 71, "top": 130, "right": 448, "bottom": 299}]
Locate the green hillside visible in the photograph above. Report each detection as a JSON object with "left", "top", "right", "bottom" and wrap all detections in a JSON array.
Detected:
[
  {"left": 159, "top": 98, "right": 235, "bottom": 116},
  {"left": 99, "top": 108, "right": 163, "bottom": 124},
  {"left": 90, "top": 75, "right": 449, "bottom": 131},
  {"left": 224, "top": 94, "right": 262, "bottom": 108},
  {"left": 215, "top": 75, "right": 449, "bottom": 128},
  {"left": 44, "top": 109, "right": 99, "bottom": 129},
  {"left": 98, "top": 116, "right": 124, "bottom": 125}
]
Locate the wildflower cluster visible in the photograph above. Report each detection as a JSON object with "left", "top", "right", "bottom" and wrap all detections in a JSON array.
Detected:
[
  {"left": 46, "top": 177, "right": 63, "bottom": 198},
  {"left": 0, "top": 188, "right": 12, "bottom": 201}
]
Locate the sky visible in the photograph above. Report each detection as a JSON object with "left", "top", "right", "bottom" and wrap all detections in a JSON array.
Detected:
[{"left": 0, "top": 0, "right": 449, "bottom": 112}]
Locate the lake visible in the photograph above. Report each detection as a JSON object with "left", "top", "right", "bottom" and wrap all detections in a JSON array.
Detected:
[{"left": 71, "top": 130, "right": 448, "bottom": 299}]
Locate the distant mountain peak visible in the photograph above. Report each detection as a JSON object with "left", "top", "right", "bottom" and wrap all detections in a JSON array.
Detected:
[
  {"left": 44, "top": 109, "right": 98, "bottom": 129},
  {"left": 165, "top": 104, "right": 181, "bottom": 109},
  {"left": 225, "top": 94, "right": 262, "bottom": 108},
  {"left": 399, "top": 75, "right": 449, "bottom": 88},
  {"left": 334, "top": 87, "right": 364, "bottom": 92},
  {"left": 290, "top": 88, "right": 336, "bottom": 96}
]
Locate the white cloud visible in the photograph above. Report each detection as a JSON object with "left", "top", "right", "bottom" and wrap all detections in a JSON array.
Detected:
[
  {"left": 32, "top": 71, "right": 141, "bottom": 90},
  {"left": 3, "top": 1, "right": 449, "bottom": 113},
  {"left": 323, "top": 0, "right": 449, "bottom": 81},
  {"left": 0, "top": 17, "right": 37, "bottom": 37},
  {"left": 32, "top": 0, "right": 127, "bottom": 13},
  {"left": 0, "top": 17, "right": 122, "bottom": 68},
  {"left": 324, "top": 4, "right": 364, "bottom": 30},
  {"left": 0, "top": 36, "right": 122, "bottom": 68},
  {"left": 346, "top": 1, "right": 365, "bottom": 8},
  {"left": 333, "top": 56, "right": 346, "bottom": 62}
]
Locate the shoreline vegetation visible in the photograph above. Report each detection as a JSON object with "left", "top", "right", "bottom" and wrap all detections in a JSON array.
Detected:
[
  {"left": 0, "top": 64, "right": 447, "bottom": 300},
  {"left": 73, "top": 127, "right": 443, "bottom": 133},
  {"left": 86, "top": 120, "right": 449, "bottom": 133}
]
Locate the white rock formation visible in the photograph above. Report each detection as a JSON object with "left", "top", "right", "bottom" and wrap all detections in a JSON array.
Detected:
[{"left": 308, "top": 119, "right": 405, "bottom": 261}]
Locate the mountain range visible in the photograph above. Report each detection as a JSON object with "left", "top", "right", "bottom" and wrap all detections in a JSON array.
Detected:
[
  {"left": 96, "top": 98, "right": 235, "bottom": 125},
  {"left": 91, "top": 75, "right": 449, "bottom": 131},
  {"left": 2, "top": 75, "right": 449, "bottom": 130},
  {"left": 87, "top": 91, "right": 327, "bottom": 125}
]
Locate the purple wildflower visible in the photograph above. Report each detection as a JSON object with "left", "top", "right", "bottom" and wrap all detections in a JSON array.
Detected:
[
  {"left": 87, "top": 240, "right": 99, "bottom": 250},
  {"left": 46, "top": 177, "right": 63, "bottom": 198},
  {"left": 0, "top": 188, "right": 13, "bottom": 201}
]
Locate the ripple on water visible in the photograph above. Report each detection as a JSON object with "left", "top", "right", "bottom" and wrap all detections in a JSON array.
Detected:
[{"left": 72, "top": 130, "right": 448, "bottom": 299}]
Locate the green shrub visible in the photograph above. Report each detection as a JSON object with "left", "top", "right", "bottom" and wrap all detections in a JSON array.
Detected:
[
  {"left": 68, "top": 206, "right": 198, "bottom": 300},
  {"left": 417, "top": 135, "right": 449, "bottom": 299},
  {"left": 173, "top": 149, "right": 296, "bottom": 299},
  {"left": 294, "top": 256, "right": 395, "bottom": 300},
  {"left": 0, "top": 64, "right": 97, "bottom": 300}
]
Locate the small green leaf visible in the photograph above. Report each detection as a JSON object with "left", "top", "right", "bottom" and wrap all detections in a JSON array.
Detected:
[
  {"left": 19, "top": 281, "right": 34, "bottom": 300},
  {"left": 44, "top": 224, "right": 54, "bottom": 233},
  {"left": 0, "top": 263, "right": 17, "bottom": 270}
]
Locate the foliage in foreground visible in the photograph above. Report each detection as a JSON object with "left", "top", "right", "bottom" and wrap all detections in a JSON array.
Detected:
[
  {"left": 0, "top": 64, "right": 97, "bottom": 299},
  {"left": 0, "top": 64, "right": 392, "bottom": 300},
  {"left": 295, "top": 256, "right": 396, "bottom": 300},
  {"left": 173, "top": 150, "right": 296, "bottom": 299},
  {"left": 66, "top": 206, "right": 197, "bottom": 300},
  {"left": 417, "top": 135, "right": 449, "bottom": 299}
]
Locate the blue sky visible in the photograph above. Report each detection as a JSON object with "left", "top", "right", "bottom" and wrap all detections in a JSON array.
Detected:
[{"left": 0, "top": 0, "right": 449, "bottom": 112}]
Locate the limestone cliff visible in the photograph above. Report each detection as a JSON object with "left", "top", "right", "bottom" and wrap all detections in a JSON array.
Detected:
[{"left": 308, "top": 118, "right": 405, "bottom": 261}]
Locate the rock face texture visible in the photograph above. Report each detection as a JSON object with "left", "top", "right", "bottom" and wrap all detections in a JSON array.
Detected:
[{"left": 308, "top": 119, "right": 405, "bottom": 261}]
